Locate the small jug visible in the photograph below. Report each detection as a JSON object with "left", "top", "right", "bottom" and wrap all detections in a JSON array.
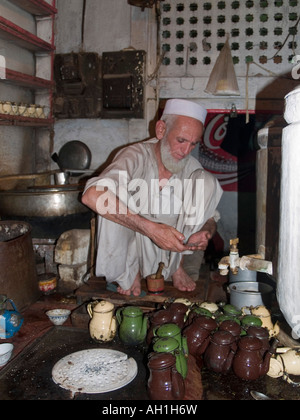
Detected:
[
  {"left": 147, "top": 352, "right": 185, "bottom": 400},
  {"left": 204, "top": 330, "right": 237, "bottom": 374},
  {"left": 87, "top": 300, "right": 117, "bottom": 343},
  {"left": 116, "top": 306, "right": 148, "bottom": 346}
]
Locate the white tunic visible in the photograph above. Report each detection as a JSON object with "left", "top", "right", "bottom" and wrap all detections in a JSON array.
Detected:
[{"left": 83, "top": 139, "right": 223, "bottom": 290}]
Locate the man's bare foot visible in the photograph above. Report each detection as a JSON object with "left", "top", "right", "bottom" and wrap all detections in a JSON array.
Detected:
[
  {"left": 117, "top": 272, "right": 142, "bottom": 297},
  {"left": 172, "top": 264, "right": 196, "bottom": 292}
]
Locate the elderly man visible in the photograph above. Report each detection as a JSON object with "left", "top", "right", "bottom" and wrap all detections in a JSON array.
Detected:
[{"left": 82, "top": 99, "right": 223, "bottom": 296}]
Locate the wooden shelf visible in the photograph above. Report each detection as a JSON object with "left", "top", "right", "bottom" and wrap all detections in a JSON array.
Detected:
[
  {"left": 9, "top": 0, "right": 57, "bottom": 16},
  {"left": 0, "top": 16, "right": 54, "bottom": 52},
  {"left": 3, "top": 68, "right": 54, "bottom": 90},
  {"left": 0, "top": 113, "right": 54, "bottom": 127}
]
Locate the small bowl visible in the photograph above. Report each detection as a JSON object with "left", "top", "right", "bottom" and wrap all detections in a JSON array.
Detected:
[
  {"left": 0, "top": 343, "right": 14, "bottom": 367},
  {"left": 46, "top": 309, "right": 71, "bottom": 326}
]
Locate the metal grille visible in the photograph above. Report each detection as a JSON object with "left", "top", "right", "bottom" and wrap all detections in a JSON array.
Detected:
[{"left": 159, "top": 0, "right": 300, "bottom": 78}]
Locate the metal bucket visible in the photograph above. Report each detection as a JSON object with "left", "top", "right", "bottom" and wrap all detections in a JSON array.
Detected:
[
  {"left": 0, "top": 221, "right": 39, "bottom": 311},
  {"left": 229, "top": 281, "right": 274, "bottom": 309}
]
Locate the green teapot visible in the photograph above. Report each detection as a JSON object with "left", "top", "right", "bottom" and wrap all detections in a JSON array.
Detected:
[
  {"left": 153, "top": 337, "right": 188, "bottom": 379},
  {"left": 116, "top": 306, "right": 148, "bottom": 346}
]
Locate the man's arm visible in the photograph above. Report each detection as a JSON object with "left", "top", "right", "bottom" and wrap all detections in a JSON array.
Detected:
[{"left": 82, "top": 186, "right": 193, "bottom": 253}]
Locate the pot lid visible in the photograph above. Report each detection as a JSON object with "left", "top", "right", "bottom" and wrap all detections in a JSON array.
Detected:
[
  {"left": 148, "top": 352, "right": 176, "bottom": 369},
  {"left": 219, "top": 319, "right": 242, "bottom": 335},
  {"left": 153, "top": 337, "right": 179, "bottom": 353},
  {"left": 241, "top": 315, "right": 263, "bottom": 327},
  {"left": 211, "top": 331, "right": 236, "bottom": 345},
  {"left": 238, "top": 336, "right": 262, "bottom": 350},
  {"left": 194, "top": 315, "right": 218, "bottom": 330},
  {"left": 94, "top": 300, "right": 114, "bottom": 313},
  {"left": 122, "top": 306, "right": 143, "bottom": 316},
  {"left": 156, "top": 323, "right": 181, "bottom": 336},
  {"left": 247, "top": 326, "right": 269, "bottom": 339}
]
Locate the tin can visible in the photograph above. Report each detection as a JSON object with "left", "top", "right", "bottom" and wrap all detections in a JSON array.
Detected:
[{"left": 38, "top": 273, "right": 57, "bottom": 295}]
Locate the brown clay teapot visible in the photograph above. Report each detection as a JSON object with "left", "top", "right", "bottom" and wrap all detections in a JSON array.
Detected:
[
  {"left": 204, "top": 330, "right": 237, "bottom": 374},
  {"left": 183, "top": 315, "right": 217, "bottom": 358},
  {"left": 232, "top": 336, "right": 278, "bottom": 381},
  {"left": 147, "top": 352, "right": 185, "bottom": 400}
]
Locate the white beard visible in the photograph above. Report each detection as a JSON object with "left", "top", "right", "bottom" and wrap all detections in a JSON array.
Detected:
[{"left": 160, "top": 138, "right": 189, "bottom": 174}]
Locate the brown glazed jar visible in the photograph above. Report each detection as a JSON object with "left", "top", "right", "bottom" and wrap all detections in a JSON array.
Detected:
[
  {"left": 147, "top": 352, "right": 185, "bottom": 400},
  {"left": 183, "top": 316, "right": 217, "bottom": 358},
  {"left": 165, "top": 302, "right": 189, "bottom": 328},
  {"left": 204, "top": 330, "right": 237, "bottom": 374},
  {"left": 247, "top": 326, "right": 270, "bottom": 356}
]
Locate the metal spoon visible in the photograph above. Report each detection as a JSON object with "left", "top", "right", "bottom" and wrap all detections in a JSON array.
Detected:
[{"left": 250, "top": 390, "right": 272, "bottom": 400}]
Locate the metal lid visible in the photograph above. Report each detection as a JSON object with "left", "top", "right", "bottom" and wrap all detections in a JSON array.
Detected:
[
  {"left": 238, "top": 336, "right": 262, "bottom": 351},
  {"left": 153, "top": 337, "right": 179, "bottom": 353},
  {"left": 122, "top": 306, "right": 143, "bottom": 317},
  {"left": 148, "top": 352, "right": 176, "bottom": 369},
  {"left": 93, "top": 300, "right": 114, "bottom": 313},
  {"left": 156, "top": 323, "right": 181, "bottom": 337},
  {"left": 211, "top": 331, "right": 236, "bottom": 345}
]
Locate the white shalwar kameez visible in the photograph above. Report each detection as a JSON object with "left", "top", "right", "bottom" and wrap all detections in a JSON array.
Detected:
[{"left": 83, "top": 138, "right": 223, "bottom": 290}]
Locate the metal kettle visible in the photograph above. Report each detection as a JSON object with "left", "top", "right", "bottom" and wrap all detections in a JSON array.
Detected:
[{"left": 0, "top": 295, "right": 24, "bottom": 339}]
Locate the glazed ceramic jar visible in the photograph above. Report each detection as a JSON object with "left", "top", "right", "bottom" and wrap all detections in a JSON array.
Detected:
[
  {"left": 147, "top": 352, "right": 185, "bottom": 400},
  {"left": 204, "top": 330, "right": 237, "bottom": 374},
  {"left": 247, "top": 326, "right": 270, "bottom": 356},
  {"left": 183, "top": 315, "right": 217, "bottom": 358}
]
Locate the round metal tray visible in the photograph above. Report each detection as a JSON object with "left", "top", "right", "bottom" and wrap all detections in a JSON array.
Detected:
[{"left": 52, "top": 349, "right": 138, "bottom": 395}]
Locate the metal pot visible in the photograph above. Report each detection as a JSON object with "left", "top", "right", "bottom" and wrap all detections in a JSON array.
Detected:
[
  {"left": 229, "top": 269, "right": 257, "bottom": 283},
  {"left": 0, "top": 185, "right": 88, "bottom": 218},
  {"left": 229, "top": 281, "right": 274, "bottom": 309}
]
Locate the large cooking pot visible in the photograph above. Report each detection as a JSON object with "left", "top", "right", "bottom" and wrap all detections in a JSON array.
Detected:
[{"left": 0, "top": 185, "right": 88, "bottom": 218}]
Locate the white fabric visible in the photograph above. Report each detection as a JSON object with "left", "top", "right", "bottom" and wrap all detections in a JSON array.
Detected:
[
  {"left": 83, "top": 138, "right": 223, "bottom": 290},
  {"left": 163, "top": 99, "right": 207, "bottom": 124}
]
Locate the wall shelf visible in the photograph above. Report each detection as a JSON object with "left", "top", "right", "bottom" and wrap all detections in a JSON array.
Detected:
[
  {"left": 0, "top": 16, "right": 54, "bottom": 52},
  {"left": 9, "top": 0, "right": 57, "bottom": 16},
  {"left": 0, "top": 113, "right": 54, "bottom": 127},
  {"left": 3, "top": 68, "right": 54, "bottom": 90}
]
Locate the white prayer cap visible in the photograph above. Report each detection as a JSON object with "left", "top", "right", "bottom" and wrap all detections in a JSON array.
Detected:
[{"left": 162, "top": 99, "right": 207, "bottom": 124}]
